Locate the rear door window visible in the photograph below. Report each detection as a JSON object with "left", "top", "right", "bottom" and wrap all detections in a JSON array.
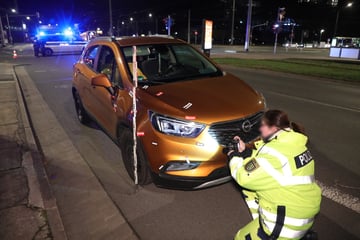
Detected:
[{"left": 83, "top": 46, "right": 99, "bottom": 70}]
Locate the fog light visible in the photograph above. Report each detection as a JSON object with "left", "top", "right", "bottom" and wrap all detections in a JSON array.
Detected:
[{"left": 164, "top": 161, "right": 201, "bottom": 171}]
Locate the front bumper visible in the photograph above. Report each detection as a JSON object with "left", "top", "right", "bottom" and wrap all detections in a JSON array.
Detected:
[{"left": 152, "top": 166, "right": 231, "bottom": 190}]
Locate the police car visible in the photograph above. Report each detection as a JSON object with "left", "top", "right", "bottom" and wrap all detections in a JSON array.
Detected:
[{"left": 35, "top": 34, "right": 88, "bottom": 56}]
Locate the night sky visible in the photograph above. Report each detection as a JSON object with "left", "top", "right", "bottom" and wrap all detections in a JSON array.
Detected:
[{"left": 2, "top": 0, "right": 360, "bottom": 43}]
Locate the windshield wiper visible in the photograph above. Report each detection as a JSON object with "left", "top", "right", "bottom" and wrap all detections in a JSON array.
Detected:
[{"left": 138, "top": 79, "right": 166, "bottom": 85}]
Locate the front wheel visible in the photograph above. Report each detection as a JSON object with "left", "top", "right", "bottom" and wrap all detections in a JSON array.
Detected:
[
  {"left": 120, "top": 130, "right": 152, "bottom": 185},
  {"left": 73, "top": 91, "right": 91, "bottom": 124}
]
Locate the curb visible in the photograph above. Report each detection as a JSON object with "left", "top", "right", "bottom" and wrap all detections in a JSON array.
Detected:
[{"left": 13, "top": 65, "right": 68, "bottom": 240}]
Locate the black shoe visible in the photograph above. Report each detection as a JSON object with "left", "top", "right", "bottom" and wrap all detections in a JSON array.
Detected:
[{"left": 301, "top": 230, "right": 318, "bottom": 240}]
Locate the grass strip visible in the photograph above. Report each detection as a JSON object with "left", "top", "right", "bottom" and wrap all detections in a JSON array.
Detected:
[{"left": 213, "top": 58, "right": 360, "bottom": 82}]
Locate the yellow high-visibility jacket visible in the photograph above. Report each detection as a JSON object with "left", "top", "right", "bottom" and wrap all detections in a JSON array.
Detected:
[{"left": 230, "top": 130, "right": 322, "bottom": 239}]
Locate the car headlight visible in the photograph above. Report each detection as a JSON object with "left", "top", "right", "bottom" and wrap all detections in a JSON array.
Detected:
[{"left": 150, "top": 112, "right": 205, "bottom": 138}]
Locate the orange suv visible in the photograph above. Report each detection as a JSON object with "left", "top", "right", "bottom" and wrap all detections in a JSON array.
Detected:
[{"left": 72, "top": 36, "right": 265, "bottom": 189}]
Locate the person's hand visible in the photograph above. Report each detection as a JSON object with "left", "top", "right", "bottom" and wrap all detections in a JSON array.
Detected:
[
  {"left": 226, "top": 149, "right": 234, "bottom": 157},
  {"left": 233, "top": 136, "right": 246, "bottom": 153}
]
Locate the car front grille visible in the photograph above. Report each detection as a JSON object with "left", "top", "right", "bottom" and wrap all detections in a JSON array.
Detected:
[{"left": 208, "top": 112, "right": 263, "bottom": 146}]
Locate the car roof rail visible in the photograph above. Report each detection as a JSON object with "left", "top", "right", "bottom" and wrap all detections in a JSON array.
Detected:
[
  {"left": 94, "top": 36, "right": 113, "bottom": 41},
  {"left": 147, "top": 34, "right": 174, "bottom": 39},
  {"left": 112, "top": 35, "right": 175, "bottom": 40},
  {"left": 93, "top": 35, "right": 176, "bottom": 43}
]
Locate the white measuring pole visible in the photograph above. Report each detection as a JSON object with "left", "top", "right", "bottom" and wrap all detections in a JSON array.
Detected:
[{"left": 132, "top": 46, "right": 138, "bottom": 185}]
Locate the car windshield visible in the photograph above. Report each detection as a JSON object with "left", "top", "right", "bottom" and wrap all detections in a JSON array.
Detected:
[{"left": 121, "top": 44, "right": 222, "bottom": 84}]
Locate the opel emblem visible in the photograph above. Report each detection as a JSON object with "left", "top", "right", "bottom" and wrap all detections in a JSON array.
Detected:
[{"left": 242, "top": 120, "right": 252, "bottom": 133}]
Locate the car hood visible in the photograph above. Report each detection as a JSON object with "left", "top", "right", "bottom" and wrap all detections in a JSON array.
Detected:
[{"left": 140, "top": 73, "right": 265, "bottom": 124}]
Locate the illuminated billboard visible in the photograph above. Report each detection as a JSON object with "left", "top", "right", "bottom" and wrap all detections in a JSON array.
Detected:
[{"left": 202, "top": 19, "right": 213, "bottom": 50}]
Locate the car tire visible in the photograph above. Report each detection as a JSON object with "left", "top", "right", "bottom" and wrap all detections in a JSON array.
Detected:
[
  {"left": 120, "top": 129, "right": 152, "bottom": 185},
  {"left": 74, "top": 91, "right": 91, "bottom": 124},
  {"left": 43, "top": 48, "right": 53, "bottom": 56}
]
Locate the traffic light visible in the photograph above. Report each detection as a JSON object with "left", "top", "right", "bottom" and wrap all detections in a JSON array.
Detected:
[
  {"left": 273, "top": 7, "right": 286, "bottom": 34},
  {"left": 163, "top": 16, "right": 175, "bottom": 30},
  {"left": 278, "top": 7, "right": 286, "bottom": 22}
]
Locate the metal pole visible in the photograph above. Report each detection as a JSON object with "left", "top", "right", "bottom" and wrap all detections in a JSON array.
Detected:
[
  {"left": 167, "top": 15, "right": 171, "bottom": 36},
  {"left": 6, "top": 14, "right": 12, "bottom": 45},
  {"left": 273, "top": 7, "right": 280, "bottom": 54},
  {"left": 334, "top": 8, "right": 340, "bottom": 37},
  {"left": 155, "top": 17, "right": 158, "bottom": 34},
  {"left": 230, "top": 0, "right": 236, "bottom": 45},
  {"left": 132, "top": 46, "right": 138, "bottom": 186},
  {"left": 187, "top": 9, "right": 191, "bottom": 43},
  {"left": 109, "top": 0, "right": 113, "bottom": 36},
  {"left": 290, "top": 24, "right": 294, "bottom": 46},
  {"left": 0, "top": 16, "right": 5, "bottom": 46},
  {"left": 244, "top": 0, "right": 252, "bottom": 51},
  {"left": 274, "top": 32, "right": 278, "bottom": 54}
]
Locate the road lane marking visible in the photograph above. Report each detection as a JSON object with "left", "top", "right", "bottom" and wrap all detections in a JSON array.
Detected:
[
  {"left": 224, "top": 50, "right": 237, "bottom": 53},
  {"left": 267, "top": 91, "right": 360, "bottom": 113},
  {"left": 54, "top": 84, "right": 70, "bottom": 89},
  {"left": 317, "top": 181, "right": 360, "bottom": 214}
]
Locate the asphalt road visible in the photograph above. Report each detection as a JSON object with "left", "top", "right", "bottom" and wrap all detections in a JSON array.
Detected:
[{"left": 2, "top": 51, "right": 359, "bottom": 239}]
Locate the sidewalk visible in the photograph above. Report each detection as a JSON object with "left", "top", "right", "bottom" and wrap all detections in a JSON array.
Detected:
[
  {"left": 14, "top": 65, "right": 139, "bottom": 240},
  {"left": 0, "top": 63, "right": 66, "bottom": 239},
  {"left": 0, "top": 63, "right": 139, "bottom": 239}
]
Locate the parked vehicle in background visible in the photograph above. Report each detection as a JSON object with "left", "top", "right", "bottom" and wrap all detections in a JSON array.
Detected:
[{"left": 33, "top": 34, "right": 87, "bottom": 57}]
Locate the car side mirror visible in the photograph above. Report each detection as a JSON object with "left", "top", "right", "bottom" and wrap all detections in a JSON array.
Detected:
[
  {"left": 91, "top": 74, "right": 116, "bottom": 95},
  {"left": 91, "top": 74, "right": 112, "bottom": 88}
]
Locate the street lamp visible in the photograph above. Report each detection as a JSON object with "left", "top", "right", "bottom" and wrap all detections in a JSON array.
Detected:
[
  {"left": 6, "top": 12, "right": 14, "bottom": 44},
  {"left": 334, "top": 2, "right": 353, "bottom": 37},
  {"left": 108, "top": 0, "right": 113, "bottom": 36},
  {"left": 148, "top": 13, "right": 154, "bottom": 34},
  {"left": 319, "top": 29, "right": 325, "bottom": 43},
  {"left": 0, "top": 8, "right": 18, "bottom": 45},
  {"left": 230, "top": 0, "right": 236, "bottom": 45},
  {"left": 244, "top": 0, "right": 252, "bottom": 51}
]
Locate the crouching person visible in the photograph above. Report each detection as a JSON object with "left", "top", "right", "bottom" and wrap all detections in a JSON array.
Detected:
[{"left": 227, "top": 110, "right": 321, "bottom": 240}]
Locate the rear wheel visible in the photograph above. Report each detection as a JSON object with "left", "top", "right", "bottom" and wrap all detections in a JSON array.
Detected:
[
  {"left": 120, "top": 129, "right": 152, "bottom": 185},
  {"left": 42, "top": 48, "right": 53, "bottom": 56},
  {"left": 73, "top": 91, "right": 91, "bottom": 124}
]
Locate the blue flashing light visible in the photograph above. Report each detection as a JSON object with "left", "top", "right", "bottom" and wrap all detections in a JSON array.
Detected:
[
  {"left": 39, "top": 31, "right": 45, "bottom": 36},
  {"left": 64, "top": 28, "right": 73, "bottom": 36}
]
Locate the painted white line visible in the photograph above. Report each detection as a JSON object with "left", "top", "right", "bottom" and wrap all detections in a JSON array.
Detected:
[
  {"left": 224, "top": 50, "right": 237, "bottom": 53},
  {"left": 317, "top": 181, "right": 360, "bottom": 214},
  {"left": 267, "top": 91, "right": 360, "bottom": 113}
]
